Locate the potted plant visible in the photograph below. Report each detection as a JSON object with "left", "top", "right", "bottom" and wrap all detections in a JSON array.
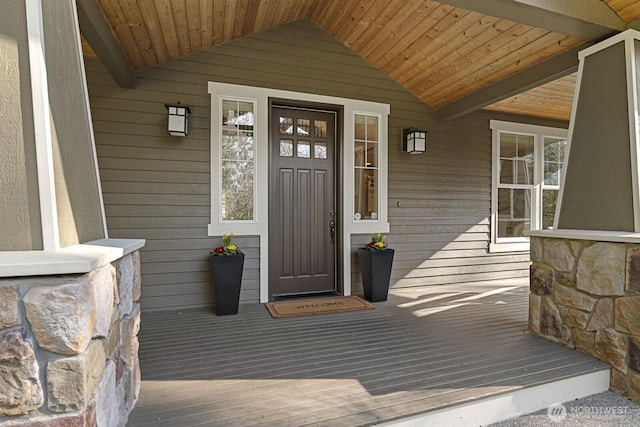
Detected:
[
  {"left": 358, "top": 233, "right": 395, "bottom": 302},
  {"left": 210, "top": 233, "right": 244, "bottom": 315}
]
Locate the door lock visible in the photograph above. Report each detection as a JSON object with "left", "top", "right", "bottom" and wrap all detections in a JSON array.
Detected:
[{"left": 329, "top": 211, "right": 336, "bottom": 243}]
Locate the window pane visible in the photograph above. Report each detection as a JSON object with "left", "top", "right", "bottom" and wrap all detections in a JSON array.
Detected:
[
  {"left": 314, "top": 141, "right": 327, "bottom": 159},
  {"left": 354, "top": 115, "right": 367, "bottom": 140},
  {"left": 222, "top": 160, "right": 254, "bottom": 220},
  {"left": 222, "top": 131, "right": 254, "bottom": 161},
  {"left": 542, "top": 189, "right": 558, "bottom": 229},
  {"left": 297, "top": 119, "right": 310, "bottom": 136},
  {"left": 354, "top": 168, "right": 378, "bottom": 220},
  {"left": 314, "top": 120, "right": 327, "bottom": 138},
  {"left": 223, "top": 100, "right": 254, "bottom": 127},
  {"left": 366, "top": 142, "right": 378, "bottom": 167},
  {"left": 497, "top": 188, "right": 531, "bottom": 237},
  {"left": 366, "top": 116, "right": 379, "bottom": 141},
  {"left": 544, "top": 137, "right": 567, "bottom": 186},
  {"left": 355, "top": 141, "right": 366, "bottom": 166},
  {"left": 499, "top": 134, "right": 516, "bottom": 184},
  {"left": 517, "top": 136, "right": 534, "bottom": 185},
  {"left": 297, "top": 140, "right": 310, "bottom": 158},
  {"left": 544, "top": 162, "right": 560, "bottom": 185},
  {"left": 499, "top": 133, "right": 534, "bottom": 185},
  {"left": 279, "top": 139, "right": 293, "bottom": 157},
  {"left": 279, "top": 117, "right": 293, "bottom": 135},
  {"left": 499, "top": 159, "right": 515, "bottom": 184}
]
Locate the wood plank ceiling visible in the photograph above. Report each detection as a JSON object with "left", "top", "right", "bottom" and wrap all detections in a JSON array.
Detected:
[{"left": 87, "top": 0, "right": 640, "bottom": 121}]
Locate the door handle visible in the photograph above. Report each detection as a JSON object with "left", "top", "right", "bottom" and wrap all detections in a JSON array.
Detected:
[{"left": 329, "top": 219, "right": 336, "bottom": 243}]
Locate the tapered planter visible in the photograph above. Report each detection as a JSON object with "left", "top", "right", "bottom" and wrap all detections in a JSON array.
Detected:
[
  {"left": 210, "top": 253, "right": 245, "bottom": 315},
  {"left": 358, "top": 248, "right": 395, "bottom": 302}
]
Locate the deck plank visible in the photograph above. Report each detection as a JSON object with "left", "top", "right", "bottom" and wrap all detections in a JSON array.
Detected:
[{"left": 128, "top": 282, "right": 608, "bottom": 426}]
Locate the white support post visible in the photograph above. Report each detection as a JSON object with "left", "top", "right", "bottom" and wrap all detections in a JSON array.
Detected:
[
  {"left": 625, "top": 36, "right": 640, "bottom": 232},
  {"left": 26, "top": 0, "right": 59, "bottom": 250}
]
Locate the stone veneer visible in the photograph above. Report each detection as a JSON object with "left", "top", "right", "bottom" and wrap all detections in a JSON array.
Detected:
[
  {"left": 529, "top": 237, "right": 640, "bottom": 401},
  {"left": 0, "top": 251, "right": 141, "bottom": 426}
]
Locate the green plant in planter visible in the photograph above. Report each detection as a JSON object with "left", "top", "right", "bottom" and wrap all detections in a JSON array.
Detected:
[
  {"left": 212, "top": 233, "right": 243, "bottom": 256},
  {"left": 359, "top": 233, "right": 395, "bottom": 302},
  {"left": 210, "top": 233, "right": 244, "bottom": 315},
  {"left": 365, "top": 233, "right": 390, "bottom": 250}
]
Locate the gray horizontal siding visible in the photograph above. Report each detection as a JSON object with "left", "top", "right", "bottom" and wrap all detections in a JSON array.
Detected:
[{"left": 86, "top": 18, "right": 567, "bottom": 311}]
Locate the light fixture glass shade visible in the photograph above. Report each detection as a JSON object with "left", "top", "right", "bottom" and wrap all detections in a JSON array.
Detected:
[
  {"left": 165, "top": 104, "right": 191, "bottom": 136},
  {"left": 403, "top": 128, "right": 427, "bottom": 154}
]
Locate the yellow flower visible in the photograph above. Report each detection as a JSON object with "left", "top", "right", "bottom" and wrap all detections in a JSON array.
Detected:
[
  {"left": 375, "top": 241, "right": 385, "bottom": 248},
  {"left": 227, "top": 244, "right": 237, "bottom": 251}
]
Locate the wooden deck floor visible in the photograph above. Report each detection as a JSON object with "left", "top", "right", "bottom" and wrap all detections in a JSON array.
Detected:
[{"left": 128, "top": 280, "right": 609, "bottom": 426}]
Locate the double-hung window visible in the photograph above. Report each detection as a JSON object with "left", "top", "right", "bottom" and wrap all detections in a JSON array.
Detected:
[{"left": 490, "top": 120, "right": 568, "bottom": 252}]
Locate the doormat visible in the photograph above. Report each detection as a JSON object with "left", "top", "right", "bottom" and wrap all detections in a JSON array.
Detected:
[{"left": 265, "top": 295, "right": 374, "bottom": 318}]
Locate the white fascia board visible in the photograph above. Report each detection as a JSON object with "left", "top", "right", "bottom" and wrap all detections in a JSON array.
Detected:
[{"left": 489, "top": 120, "right": 567, "bottom": 136}]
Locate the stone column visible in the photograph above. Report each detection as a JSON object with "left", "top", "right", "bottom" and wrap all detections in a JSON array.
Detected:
[
  {"left": 0, "top": 251, "right": 142, "bottom": 426},
  {"left": 528, "top": 30, "right": 640, "bottom": 403}
]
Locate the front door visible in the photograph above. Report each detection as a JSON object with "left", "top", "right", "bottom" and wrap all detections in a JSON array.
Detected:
[{"left": 268, "top": 105, "right": 337, "bottom": 299}]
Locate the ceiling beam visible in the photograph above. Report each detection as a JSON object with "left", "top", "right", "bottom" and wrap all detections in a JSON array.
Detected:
[
  {"left": 436, "top": 42, "right": 592, "bottom": 121},
  {"left": 76, "top": 0, "right": 134, "bottom": 88},
  {"left": 433, "top": 0, "right": 627, "bottom": 120},
  {"left": 436, "top": 0, "right": 624, "bottom": 40}
]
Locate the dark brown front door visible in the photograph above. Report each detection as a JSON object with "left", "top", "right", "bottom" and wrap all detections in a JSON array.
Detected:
[{"left": 268, "top": 106, "right": 337, "bottom": 299}]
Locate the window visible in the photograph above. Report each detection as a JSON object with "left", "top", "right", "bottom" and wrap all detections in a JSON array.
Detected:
[
  {"left": 220, "top": 98, "right": 256, "bottom": 222},
  {"left": 491, "top": 121, "right": 568, "bottom": 252},
  {"left": 354, "top": 113, "right": 380, "bottom": 221}
]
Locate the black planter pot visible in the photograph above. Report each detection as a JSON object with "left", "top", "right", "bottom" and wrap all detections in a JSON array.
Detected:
[
  {"left": 358, "top": 248, "right": 395, "bottom": 302},
  {"left": 210, "top": 253, "right": 245, "bottom": 315}
]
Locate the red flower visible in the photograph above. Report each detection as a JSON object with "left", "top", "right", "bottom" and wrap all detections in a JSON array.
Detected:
[
  {"left": 368, "top": 242, "right": 375, "bottom": 248},
  {"left": 214, "top": 247, "right": 224, "bottom": 254}
]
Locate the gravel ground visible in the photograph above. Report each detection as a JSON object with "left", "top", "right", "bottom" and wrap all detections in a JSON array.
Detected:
[{"left": 489, "top": 391, "right": 640, "bottom": 426}]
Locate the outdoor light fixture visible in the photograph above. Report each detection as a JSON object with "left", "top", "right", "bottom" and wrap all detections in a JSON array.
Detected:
[
  {"left": 165, "top": 103, "right": 191, "bottom": 137},
  {"left": 403, "top": 128, "right": 428, "bottom": 154}
]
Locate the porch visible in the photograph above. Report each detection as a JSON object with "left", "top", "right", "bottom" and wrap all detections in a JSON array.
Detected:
[{"left": 129, "top": 280, "right": 609, "bottom": 426}]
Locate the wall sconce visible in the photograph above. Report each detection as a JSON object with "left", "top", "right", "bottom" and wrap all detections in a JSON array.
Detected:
[
  {"left": 403, "top": 128, "right": 428, "bottom": 154},
  {"left": 165, "top": 103, "right": 191, "bottom": 137}
]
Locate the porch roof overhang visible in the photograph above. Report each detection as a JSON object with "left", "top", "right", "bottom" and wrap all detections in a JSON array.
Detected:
[{"left": 78, "top": 0, "right": 640, "bottom": 121}]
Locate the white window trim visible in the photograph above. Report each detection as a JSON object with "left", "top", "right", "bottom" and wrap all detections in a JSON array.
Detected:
[
  {"left": 215, "top": 96, "right": 258, "bottom": 226},
  {"left": 490, "top": 120, "right": 567, "bottom": 253},
  {"left": 208, "top": 82, "right": 390, "bottom": 302},
  {"left": 351, "top": 111, "right": 388, "bottom": 229}
]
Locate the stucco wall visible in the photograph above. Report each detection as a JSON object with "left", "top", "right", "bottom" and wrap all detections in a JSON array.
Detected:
[
  {"left": 42, "top": 0, "right": 105, "bottom": 246},
  {"left": 0, "top": 0, "right": 42, "bottom": 251},
  {"left": 558, "top": 41, "right": 633, "bottom": 231},
  {"left": 0, "top": 0, "right": 106, "bottom": 251}
]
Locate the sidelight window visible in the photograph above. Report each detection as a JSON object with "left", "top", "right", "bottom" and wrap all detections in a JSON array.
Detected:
[
  {"left": 354, "top": 113, "right": 380, "bottom": 221},
  {"left": 220, "top": 98, "right": 256, "bottom": 222}
]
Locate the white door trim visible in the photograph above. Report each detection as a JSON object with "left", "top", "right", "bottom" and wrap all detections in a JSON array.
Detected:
[{"left": 208, "top": 82, "right": 390, "bottom": 303}]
